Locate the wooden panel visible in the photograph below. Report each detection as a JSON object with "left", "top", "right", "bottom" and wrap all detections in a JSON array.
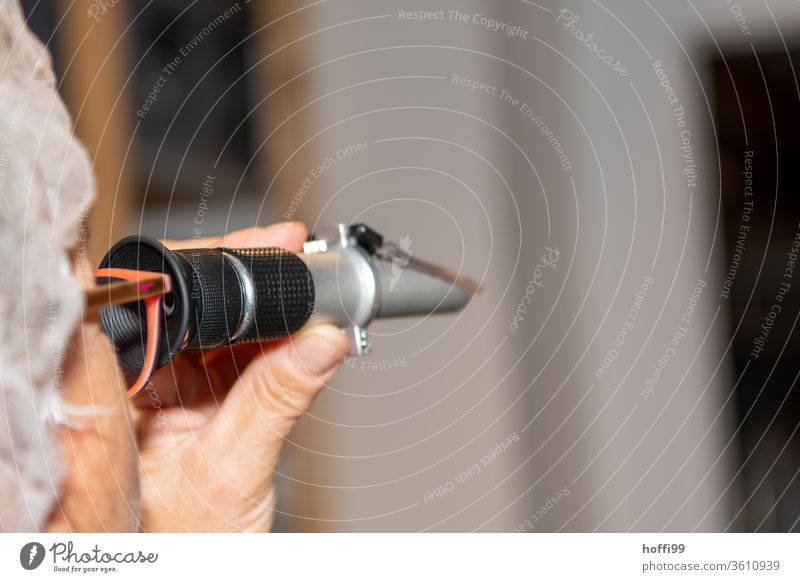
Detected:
[
  {"left": 247, "top": 1, "right": 313, "bottom": 223},
  {"left": 54, "top": 0, "right": 135, "bottom": 264}
]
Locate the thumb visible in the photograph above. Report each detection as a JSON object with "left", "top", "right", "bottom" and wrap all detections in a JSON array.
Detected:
[{"left": 201, "top": 325, "right": 348, "bottom": 471}]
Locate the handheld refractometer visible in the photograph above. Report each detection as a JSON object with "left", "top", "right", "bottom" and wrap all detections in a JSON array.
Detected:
[{"left": 97, "top": 223, "right": 479, "bottom": 375}]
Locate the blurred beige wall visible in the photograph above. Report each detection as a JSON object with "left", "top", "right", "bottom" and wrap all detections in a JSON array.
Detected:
[
  {"left": 271, "top": 0, "right": 525, "bottom": 532},
  {"left": 269, "top": 0, "right": 800, "bottom": 531}
]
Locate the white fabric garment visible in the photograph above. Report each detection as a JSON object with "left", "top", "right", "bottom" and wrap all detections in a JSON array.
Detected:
[{"left": 0, "top": 0, "right": 94, "bottom": 531}]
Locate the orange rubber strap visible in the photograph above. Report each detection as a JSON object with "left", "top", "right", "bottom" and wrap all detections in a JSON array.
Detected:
[{"left": 94, "top": 268, "right": 172, "bottom": 398}]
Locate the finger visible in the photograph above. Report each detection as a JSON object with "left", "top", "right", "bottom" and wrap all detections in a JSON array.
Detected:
[
  {"left": 163, "top": 222, "right": 308, "bottom": 252},
  {"left": 47, "top": 318, "right": 139, "bottom": 532},
  {"left": 199, "top": 325, "right": 348, "bottom": 474},
  {"left": 134, "top": 338, "right": 268, "bottom": 413}
]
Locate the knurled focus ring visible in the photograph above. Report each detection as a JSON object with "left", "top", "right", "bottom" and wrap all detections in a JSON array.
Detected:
[
  {"left": 173, "top": 248, "right": 245, "bottom": 351},
  {"left": 222, "top": 247, "right": 315, "bottom": 343}
]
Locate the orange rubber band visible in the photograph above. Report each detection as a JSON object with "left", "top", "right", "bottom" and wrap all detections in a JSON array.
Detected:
[{"left": 93, "top": 268, "right": 172, "bottom": 398}]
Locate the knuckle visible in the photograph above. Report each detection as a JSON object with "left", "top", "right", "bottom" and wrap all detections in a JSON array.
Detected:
[{"left": 248, "top": 360, "right": 311, "bottom": 418}]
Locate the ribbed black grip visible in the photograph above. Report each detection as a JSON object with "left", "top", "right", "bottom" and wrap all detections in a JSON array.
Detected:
[
  {"left": 223, "top": 247, "right": 315, "bottom": 343},
  {"left": 98, "top": 237, "right": 316, "bottom": 376},
  {"left": 98, "top": 236, "right": 193, "bottom": 375},
  {"left": 172, "top": 248, "right": 244, "bottom": 351}
]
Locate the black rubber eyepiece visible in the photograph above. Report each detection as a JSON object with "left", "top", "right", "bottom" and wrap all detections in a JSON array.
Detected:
[{"left": 98, "top": 236, "right": 315, "bottom": 375}]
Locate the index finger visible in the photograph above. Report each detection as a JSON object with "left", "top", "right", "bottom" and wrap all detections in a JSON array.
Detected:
[{"left": 162, "top": 222, "right": 309, "bottom": 253}]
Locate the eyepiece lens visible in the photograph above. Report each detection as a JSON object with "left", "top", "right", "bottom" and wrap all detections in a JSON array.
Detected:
[{"left": 163, "top": 292, "right": 176, "bottom": 315}]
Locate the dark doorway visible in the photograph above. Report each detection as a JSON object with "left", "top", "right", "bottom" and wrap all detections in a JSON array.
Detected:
[{"left": 712, "top": 48, "right": 800, "bottom": 532}]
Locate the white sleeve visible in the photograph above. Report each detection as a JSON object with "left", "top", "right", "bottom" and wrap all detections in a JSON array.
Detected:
[{"left": 0, "top": 0, "right": 95, "bottom": 532}]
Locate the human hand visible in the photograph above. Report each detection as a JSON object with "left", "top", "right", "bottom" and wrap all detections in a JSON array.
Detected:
[
  {"left": 135, "top": 222, "right": 348, "bottom": 531},
  {"left": 46, "top": 261, "right": 140, "bottom": 532}
]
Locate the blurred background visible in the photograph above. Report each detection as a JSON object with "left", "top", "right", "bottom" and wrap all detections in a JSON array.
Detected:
[{"left": 20, "top": 0, "right": 800, "bottom": 531}]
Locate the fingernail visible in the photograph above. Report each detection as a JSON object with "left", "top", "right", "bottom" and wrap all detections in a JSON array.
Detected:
[
  {"left": 292, "top": 328, "right": 346, "bottom": 376},
  {"left": 279, "top": 222, "right": 299, "bottom": 242}
]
